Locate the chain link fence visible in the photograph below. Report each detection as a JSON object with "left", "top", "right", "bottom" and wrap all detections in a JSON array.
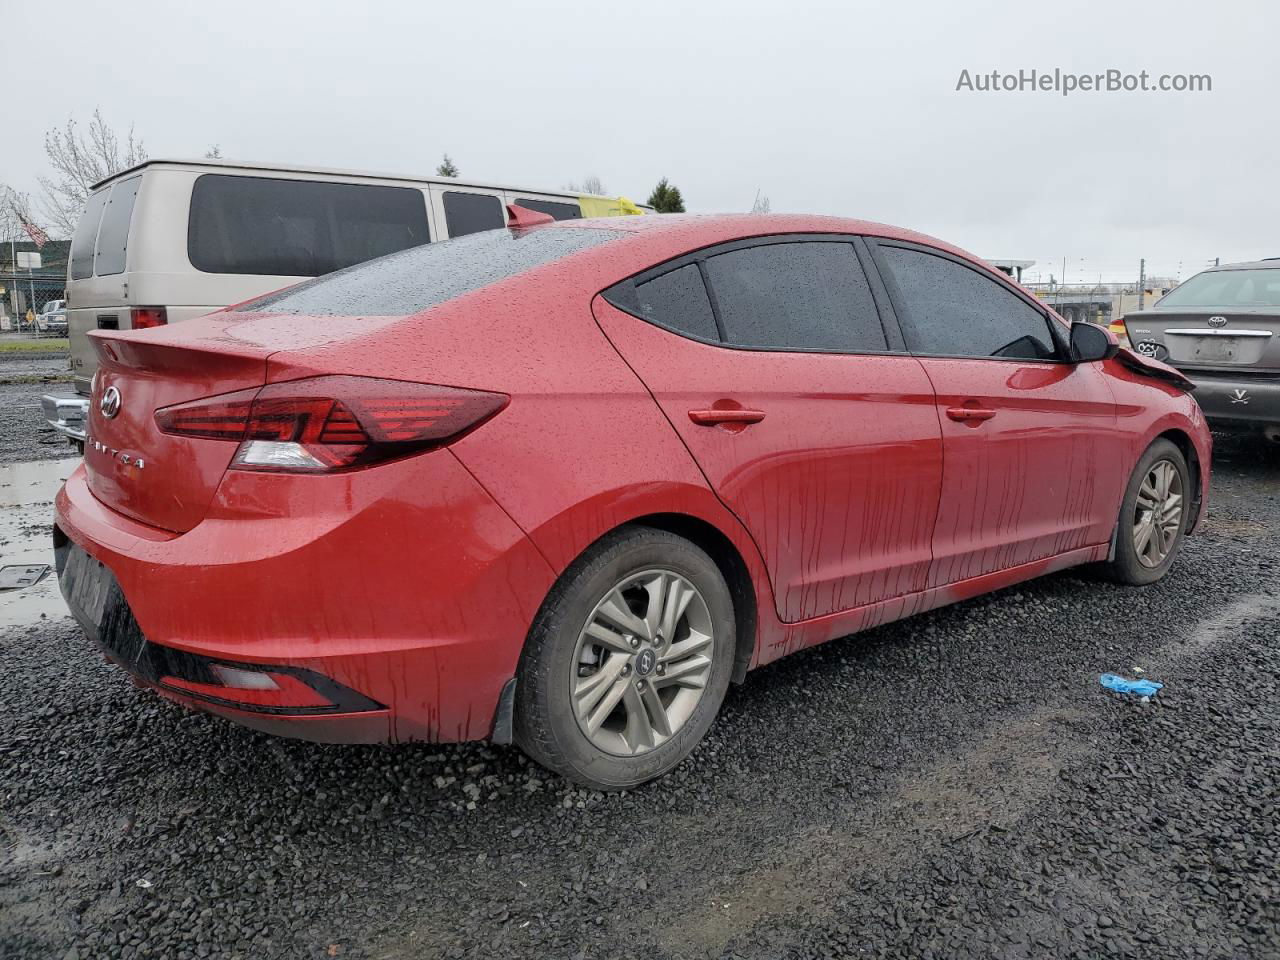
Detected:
[{"left": 1, "top": 240, "right": 69, "bottom": 340}]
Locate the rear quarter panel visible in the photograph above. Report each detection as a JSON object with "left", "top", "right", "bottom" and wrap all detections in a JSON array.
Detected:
[{"left": 261, "top": 240, "right": 785, "bottom": 667}]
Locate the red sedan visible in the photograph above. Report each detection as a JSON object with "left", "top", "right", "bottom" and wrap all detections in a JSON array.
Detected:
[{"left": 54, "top": 212, "right": 1210, "bottom": 789}]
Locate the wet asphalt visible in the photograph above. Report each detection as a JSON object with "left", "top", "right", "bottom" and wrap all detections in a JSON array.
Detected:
[
  {"left": 0, "top": 380, "right": 79, "bottom": 466},
  {"left": 1, "top": 432, "right": 1278, "bottom": 960}
]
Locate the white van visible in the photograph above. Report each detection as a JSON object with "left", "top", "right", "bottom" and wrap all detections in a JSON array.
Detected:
[{"left": 42, "top": 158, "right": 649, "bottom": 446}]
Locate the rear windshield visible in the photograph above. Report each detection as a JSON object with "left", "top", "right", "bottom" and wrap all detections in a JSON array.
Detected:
[
  {"left": 69, "top": 189, "right": 109, "bottom": 280},
  {"left": 1157, "top": 268, "right": 1280, "bottom": 309},
  {"left": 189, "top": 174, "right": 431, "bottom": 277},
  {"left": 238, "top": 225, "right": 622, "bottom": 316}
]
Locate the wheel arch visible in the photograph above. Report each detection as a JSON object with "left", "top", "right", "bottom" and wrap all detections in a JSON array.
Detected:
[
  {"left": 1154, "top": 427, "right": 1204, "bottom": 533},
  {"left": 624, "top": 512, "right": 758, "bottom": 684}
]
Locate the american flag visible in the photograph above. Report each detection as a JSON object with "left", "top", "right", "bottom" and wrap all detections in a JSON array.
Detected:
[{"left": 18, "top": 213, "right": 49, "bottom": 249}]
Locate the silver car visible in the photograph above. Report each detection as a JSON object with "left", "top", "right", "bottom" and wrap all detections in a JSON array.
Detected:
[
  {"left": 36, "top": 299, "right": 68, "bottom": 335},
  {"left": 1123, "top": 259, "right": 1280, "bottom": 439}
]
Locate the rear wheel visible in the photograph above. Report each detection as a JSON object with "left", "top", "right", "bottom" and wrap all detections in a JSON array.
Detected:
[
  {"left": 1102, "top": 438, "right": 1190, "bottom": 585},
  {"left": 514, "top": 527, "right": 735, "bottom": 790}
]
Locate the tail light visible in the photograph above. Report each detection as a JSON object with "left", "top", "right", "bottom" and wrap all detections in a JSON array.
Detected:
[
  {"left": 130, "top": 307, "right": 168, "bottom": 329},
  {"left": 155, "top": 375, "right": 508, "bottom": 472}
]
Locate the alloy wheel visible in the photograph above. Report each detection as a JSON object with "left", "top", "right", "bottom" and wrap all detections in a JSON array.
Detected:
[
  {"left": 1133, "top": 459, "right": 1184, "bottom": 568},
  {"left": 570, "top": 568, "right": 715, "bottom": 756}
]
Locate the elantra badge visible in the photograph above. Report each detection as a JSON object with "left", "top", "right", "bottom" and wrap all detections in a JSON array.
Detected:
[
  {"left": 100, "top": 386, "right": 122, "bottom": 419},
  {"left": 1207, "top": 316, "right": 1228, "bottom": 327}
]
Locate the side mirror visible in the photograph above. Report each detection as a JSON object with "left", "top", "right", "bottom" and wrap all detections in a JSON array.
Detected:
[{"left": 1070, "top": 322, "right": 1119, "bottom": 363}]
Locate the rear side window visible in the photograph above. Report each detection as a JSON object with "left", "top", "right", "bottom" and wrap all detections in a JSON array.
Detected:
[
  {"left": 705, "top": 242, "right": 887, "bottom": 352},
  {"left": 188, "top": 175, "right": 430, "bottom": 277},
  {"left": 880, "top": 246, "right": 1058, "bottom": 360},
  {"left": 94, "top": 175, "right": 142, "bottom": 276},
  {"left": 515, "top": 198, "right": 581, "bottom": 221},
  {"left": 635, "top": 265, "right": 718, "bottom": 341},
  {"left": 442, "top": 192, "right": 505, "bottom": 237},
  {"left": 70, "top": 189, "right": 109, "bottom": 280},
  {"left": 240, "top": 226, "right": 622, "bottom": 316}
]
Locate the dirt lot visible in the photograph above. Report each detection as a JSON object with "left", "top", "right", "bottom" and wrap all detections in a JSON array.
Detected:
[{"left": 1, "top": 434, "right": 1278, "bottom": 960}]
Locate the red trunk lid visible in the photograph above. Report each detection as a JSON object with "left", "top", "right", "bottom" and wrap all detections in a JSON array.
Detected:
[{"left": 84, "top": 323, "right": 273, "bottom": 533}]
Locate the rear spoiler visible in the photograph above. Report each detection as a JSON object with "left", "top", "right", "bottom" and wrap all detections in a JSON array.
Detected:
[{"left": 1113, "top": 347, "right": 1197, "bottom": 392}]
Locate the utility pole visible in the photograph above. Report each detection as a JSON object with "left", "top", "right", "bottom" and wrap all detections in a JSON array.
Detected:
[
  {"left": 1214, "top": 257, "right": 1220, "bottom": 267},
  {"left": 1137, "top": 258, "right": 1146, "bottom": 311}
]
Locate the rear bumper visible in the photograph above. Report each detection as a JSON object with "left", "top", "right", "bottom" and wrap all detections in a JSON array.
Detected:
[
  {"left": 41, "top": 394, "right": 89, "bottom": 442},
  {"left": 53, "top": 452, "right": 557, "bottom": 744},
  {"left": 1188, "top": 373, "right": 1280, "bottom": 427}
]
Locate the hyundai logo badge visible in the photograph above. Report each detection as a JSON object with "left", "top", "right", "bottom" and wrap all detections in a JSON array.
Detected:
[{"left": 100, "top": 385, "right": 122, "bottom": 419}]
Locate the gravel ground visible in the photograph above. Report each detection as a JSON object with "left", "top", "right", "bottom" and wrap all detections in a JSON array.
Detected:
[
  {"left": 1, "top": 434, "right": 1278, "bottom": 960},
  {"left": 0, "top": 380, "right": 78, "bottom": 465}
]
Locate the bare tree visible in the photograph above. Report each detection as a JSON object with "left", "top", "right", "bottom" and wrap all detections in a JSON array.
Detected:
[
  {"left": 750, "top": 190, "right": 771, "bottom": 214},
  {"left": 0, "top": 184, "right": 41, "bottom": 244},
  {"left": 205, "top": 144, "right": 223, "bottom": 159},
  {"left": 39, "top": 109, "right": 147, "bottom": 236},
  {"left": 566, "top": 174, "right": 607, "bottom": 196}
]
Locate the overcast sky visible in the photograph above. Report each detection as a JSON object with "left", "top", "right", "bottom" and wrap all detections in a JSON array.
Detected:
[{"left": 9, "top": 0, "right": 1277, "bottom": 282}]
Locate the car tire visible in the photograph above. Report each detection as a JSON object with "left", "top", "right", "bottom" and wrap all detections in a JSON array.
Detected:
[
  {"left": 1101, "top": 438, "right": 1191, "bottom": 585},
  {"left": 514, "top": 526, "right": 736, "bottom": 791}
]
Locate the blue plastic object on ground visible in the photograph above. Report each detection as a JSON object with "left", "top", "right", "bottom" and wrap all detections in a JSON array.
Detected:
[{"left": 1100, "top": 673, "right": 1163, "bottom": 697}]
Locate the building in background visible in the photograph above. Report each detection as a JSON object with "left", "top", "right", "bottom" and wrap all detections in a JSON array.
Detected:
[{"left": 987, "top": 259, "right": 1035, "bottom": 283}]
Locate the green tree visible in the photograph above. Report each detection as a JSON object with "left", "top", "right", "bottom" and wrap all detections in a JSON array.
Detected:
[
  {"left": 647, "top": 177, "right": 685, "bottom": 213},
  {"left": 436, "top": 153, "right": 459, "bottom": 177}
]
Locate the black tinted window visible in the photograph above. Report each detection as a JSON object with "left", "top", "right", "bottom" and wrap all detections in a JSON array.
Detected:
[
  {"left": 240, "top": 226, "right": 621, "bottom": 316},
  {"left": 443, "top": 192, "right": 505, "bottom": 237},
  {"left": 635, "top": 265, "right": 718, "bottom": 341},
  {"left": 188, "top": 175, "right": 429, "bottom": 277},
  {"left": 70, "top": 189, "right": 109, "bottom": 280},
  {"left": 881, "top": 247, "right": 1058, "bottom": 360},
  {"left": 704, "top": 242, "right": 887, "bottom": 352},
  {"left": 515, "top": 198, "right": 581, "bottom": 221},
  {"left": 94, "top": 175, "right": 142, "bottom": 276}
]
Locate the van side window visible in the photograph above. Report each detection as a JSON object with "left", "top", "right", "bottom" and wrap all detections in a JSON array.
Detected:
[
  {"left": 188, "top": 175, "right": 430, "bottom": 277},
  {"left": 514, "top": 198, "right": 581, "bottom": 221},
  {"left": 70, "top": 189, "right": 109, "bottom": 280},
  {"left": 94, "top": 176, "right": 143, "bottom": 277},
  {"left": 442, "top": 192, "right": 505, "bottom": 238}
]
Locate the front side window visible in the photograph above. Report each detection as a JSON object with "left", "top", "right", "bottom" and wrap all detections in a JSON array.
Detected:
[
  {"left": 704, "top": 241, "right": 887, "bottom": 352},
  {"left": 442, "top": 191, "right": 505, "bottom": 237},
  {"left": 880, "top": 246, "right": 1059, "bottom": 360},
  {"left": 188, "top": 175, "right": 430, "bottom": 277},
  {"left": 70, "top": 188, "right": 109, "bottom": 280}
]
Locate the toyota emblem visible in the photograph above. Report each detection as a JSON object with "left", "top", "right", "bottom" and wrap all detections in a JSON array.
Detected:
[
  {"left": 1207, "top": 315, "right": 1228, "bottom": 327},
  {"left": 100, "top": 385, "right": 122, "bottom": 419}
]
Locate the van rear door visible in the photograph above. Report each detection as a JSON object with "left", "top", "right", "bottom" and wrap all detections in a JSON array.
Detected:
[{"left": 66, "top": 174, "right": 145, "bottom": 393}]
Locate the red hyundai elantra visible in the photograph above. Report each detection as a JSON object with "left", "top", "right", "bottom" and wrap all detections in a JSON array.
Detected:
[{"left": 55, "top": 212, "right": 1210, "bottom": 789}]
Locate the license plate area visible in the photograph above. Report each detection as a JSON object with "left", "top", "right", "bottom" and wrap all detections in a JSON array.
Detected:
[
  {"left": 55, "top": 538, "right": 146, "bottom": 664},
  {"left": 1166, "top": 331, "right": 1270, "bottom": 365}
]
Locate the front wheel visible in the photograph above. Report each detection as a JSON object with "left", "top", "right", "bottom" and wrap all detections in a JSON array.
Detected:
[
  {"left": 1102, "top": 438, "right": 1191, "bottom": 585},
  {"left": 514, "top": 527, "right": 736, "bottom": 790}
]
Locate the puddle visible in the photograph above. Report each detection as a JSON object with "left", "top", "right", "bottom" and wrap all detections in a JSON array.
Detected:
[{"left": 0, "top": 458, "right": 79, "bottom": 632}]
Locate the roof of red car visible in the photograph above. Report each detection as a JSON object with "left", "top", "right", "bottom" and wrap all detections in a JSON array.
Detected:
[{"left": 565, "top": 212, "right": 983, "bottom": 267}]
